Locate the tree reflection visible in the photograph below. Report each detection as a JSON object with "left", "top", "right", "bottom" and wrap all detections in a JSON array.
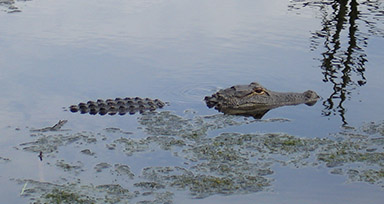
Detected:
[{"left": 289, "top": 0, "right": 383, "bottom": 125}]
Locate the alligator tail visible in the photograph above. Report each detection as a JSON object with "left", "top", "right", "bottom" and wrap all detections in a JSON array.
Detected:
[{"left": 69, "top": 97, "right": 165, "bottom": 115}]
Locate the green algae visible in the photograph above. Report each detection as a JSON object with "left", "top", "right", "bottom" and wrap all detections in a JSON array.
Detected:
[
  {"left": 80, "top": 149, "right": 95, "bottom": 156},
  {"left": 134, "top": 181, "right": 166, "bottom": 190},
  {"left": 347, "top": 169, "right": 384, "bottom": 184},
  {"left": 361, "top": 121, "right": 384, "bottom": 136},
  {"left": 94, "top": 162, "right": 112, "bottom": 173},
  {"left": 141, "top": 166, "right": 270, "bottom": 198},
  {"left": 135, "top": 191, "right": 174, "bottom": 204},
  {"left": 13, "top": 113, "right": 384, "bottom": 202},
  {"left": 44, "top": 188, "right": 90, "bottom": 204},
  {"left": 138, "top": 111, "right": 274, "bottom": 140},
  {"left": 104, "top": 127, "right": 133, "bottom": 135},
  {"left": 19, "top": 132, "right": 97, "bottom": 154},
  {"left": 17, "top": 179, "right": 136, "bottom": 204},
  {"left": 56, "top": 160, "right": 84, "bottom": 174},
  {"left": 113, "top": 137, "right": 150, "bottom": 156},
  {"left": 113, "top": 164, "right": 135, "bottom": 179}
]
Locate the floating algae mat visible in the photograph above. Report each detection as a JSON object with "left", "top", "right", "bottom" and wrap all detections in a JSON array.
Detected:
[{"left": 11, "top": 112, "right": 384, "bottom": 203}]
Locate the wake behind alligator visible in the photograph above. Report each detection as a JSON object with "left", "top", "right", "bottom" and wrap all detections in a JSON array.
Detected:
[{"left": 69, "top": 82, "right": 319, "bottom": 118}]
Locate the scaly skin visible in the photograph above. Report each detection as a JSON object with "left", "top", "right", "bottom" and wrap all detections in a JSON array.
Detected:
[
  {"left": 69, "top": 97, "right": 165, "bottom": 116},
  {"left": 68, "top": 82, "right": 319, "bottom": 118},
  {"left": 204, "top": 82, "right": 319, "bottom": 118}
]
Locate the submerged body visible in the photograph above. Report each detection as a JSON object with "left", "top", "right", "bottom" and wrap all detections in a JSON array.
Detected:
[
  {"left": 204, "top": 82, "right": 319, "bottom": 118},
  {"left": 68, "top": 82, "right": 318, "bottom": 118}
]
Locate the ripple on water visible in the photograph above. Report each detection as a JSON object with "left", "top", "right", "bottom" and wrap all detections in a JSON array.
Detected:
[{"left": 165, "top": 82, "right": 222, "bottom": 104}]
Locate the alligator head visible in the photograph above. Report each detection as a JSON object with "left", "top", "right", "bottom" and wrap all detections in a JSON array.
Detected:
[{"left": 204, "top": 82, "right": 319, "bottom": 119}]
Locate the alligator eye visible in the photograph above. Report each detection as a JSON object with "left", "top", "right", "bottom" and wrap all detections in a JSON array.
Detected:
[
  {"left": 244, "top": 87, "right": 269, "bottom": 97},
  {"left": 254, "top": 88, "right": 265, "bottom": 94}
]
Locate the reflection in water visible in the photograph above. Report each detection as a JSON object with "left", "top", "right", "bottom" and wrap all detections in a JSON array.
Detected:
[{"left": 289, "top": 0, "right": 384, "bottom": 125}]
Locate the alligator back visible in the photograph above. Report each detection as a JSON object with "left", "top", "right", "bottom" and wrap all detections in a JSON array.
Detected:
[{"left": 69, "top": 97, "right": 165, "bottom": 116}]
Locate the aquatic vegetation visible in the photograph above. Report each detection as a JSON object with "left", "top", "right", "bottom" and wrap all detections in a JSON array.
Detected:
[
  {"left": 347, "top": 169, "right": 384, "bottom": 185},
  {"left": 104, "top": 127, "right": 133, "bottom": 135},
  {"left": 0, "top": 0, "right": 21, "bottom": 13},
  {"left": 112, "top": 137, "right": 150, "bottom": 156},
  {"left": 138, "top": 111, "right": 271, "bottom": 140},
  {"left": 0, "top": 156, "right": 11, "bottom": 162},
  {"left": 80, "top": 149, "right": 95, "bottom": 156},
  {"left": 44, "top": 188, "right": 89, "bottom": 204},
  {"left": 56, "top": 160, "right": 84, "bottom": 174},
  {"left": 12, "top": 113, "right": 384, "bottom": 202},
  {"left": 361, "top": 121, "right": 384, "bottom": 136},
  {"left": 134, "top": 181, "right": 165, "bottom": 190},
  {"left": 113, "top": 164, "right": 135, "bottom": 179},
  {"left": 17, "top": 179, "right": 136, "bottom": 204},
  {"left": 94, "top": 162, "right": 112, "bottom": 173},
  {"left": 19, "top": 132, "right": 97, "bottom": 154},
  {"left": 141, "top": 166, "right": 271, "bottom": 198}
]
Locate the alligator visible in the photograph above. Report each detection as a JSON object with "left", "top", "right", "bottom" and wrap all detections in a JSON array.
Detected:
[
  {"left": 69, "top": 97, "right": 166, "bottom": 116},
  {"left": 69, "top": 82, "right": 319, "bottom": 118},
  {"left": 204, "top": 82, "right": 319, "bottom": 119}
]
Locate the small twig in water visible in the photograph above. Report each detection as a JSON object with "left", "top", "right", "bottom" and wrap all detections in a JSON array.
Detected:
[
  {"left": 30, "top": 120, "right": 68, "bottom": 132},
  {"left": 20, "top": 181, "right": 28, "bottom": 195}
]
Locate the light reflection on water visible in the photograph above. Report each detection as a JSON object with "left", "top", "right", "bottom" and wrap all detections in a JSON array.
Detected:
[{"left": 0, "top": 0, "right": 383, "bottom": 203}]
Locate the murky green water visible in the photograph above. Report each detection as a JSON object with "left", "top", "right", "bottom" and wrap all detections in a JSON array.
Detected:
[{"left": 0, "top": 0, "right": 383, "bottom": 203}]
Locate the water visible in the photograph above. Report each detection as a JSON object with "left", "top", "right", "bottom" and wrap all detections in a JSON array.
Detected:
[{"left": 0, "top": 0, "right": 383, "bottom": 203}]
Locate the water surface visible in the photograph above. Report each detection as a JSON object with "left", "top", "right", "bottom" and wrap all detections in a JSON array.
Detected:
[{"left": 0, "top": 0, "right": 383, "bottom": 203}]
